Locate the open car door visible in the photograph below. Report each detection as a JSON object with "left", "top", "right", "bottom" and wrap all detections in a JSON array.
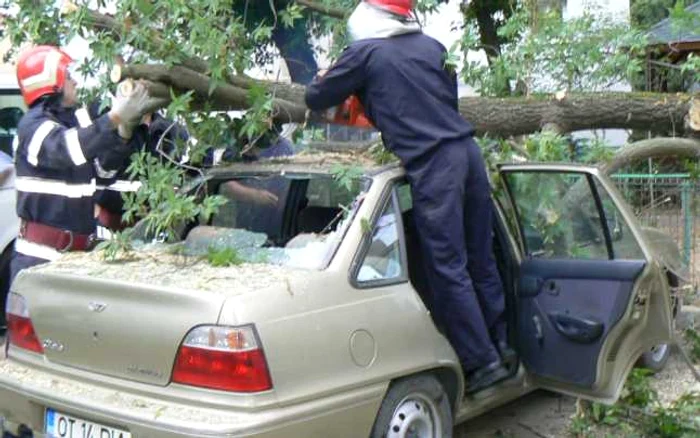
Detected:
[{"left": 498, "top": 164, "right": 674, "bottom": 404}]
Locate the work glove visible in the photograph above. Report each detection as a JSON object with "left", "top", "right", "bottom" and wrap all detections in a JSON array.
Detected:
[{"left": 109, "top": 80, "right": 167, "bottom": 138}]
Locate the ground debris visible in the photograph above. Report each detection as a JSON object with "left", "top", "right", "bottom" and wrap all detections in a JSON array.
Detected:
[{"left": 32, "top": 243, "right": 311, "bottom": 295}]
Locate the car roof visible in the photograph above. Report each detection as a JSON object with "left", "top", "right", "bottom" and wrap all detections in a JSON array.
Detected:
[{"left": 206, "top": 149, "right": 402, "bottom": 178}]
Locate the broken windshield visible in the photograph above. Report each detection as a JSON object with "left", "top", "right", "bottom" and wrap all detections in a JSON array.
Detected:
[{"left": 183, "top": 173, "right": 370, "bottom": 270}]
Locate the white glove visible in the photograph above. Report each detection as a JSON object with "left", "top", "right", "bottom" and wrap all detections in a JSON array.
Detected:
[{"left": 109, "top": 80, "right": 151, "bottom": 127}]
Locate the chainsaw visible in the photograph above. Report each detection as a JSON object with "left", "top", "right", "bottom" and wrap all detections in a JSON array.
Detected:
[{"left": 313, "top": 96, "right": 374, "bottom": 128}]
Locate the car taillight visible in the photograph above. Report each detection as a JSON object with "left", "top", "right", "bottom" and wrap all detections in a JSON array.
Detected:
[
  {"left": 172, "top": 325, "right": 272, "bottom": 392},
  {"left": 6, "top": 293, "right": 43, "bottom": 354}
]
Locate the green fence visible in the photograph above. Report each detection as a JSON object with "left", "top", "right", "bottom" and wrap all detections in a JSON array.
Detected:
[{"left": 611, "top": 173, "right": 699, "bottom": 286}]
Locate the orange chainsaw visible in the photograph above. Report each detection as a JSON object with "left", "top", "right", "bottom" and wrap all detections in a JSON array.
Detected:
[{"left": 318, "top": 96, "right": 374, "bottom": 128}]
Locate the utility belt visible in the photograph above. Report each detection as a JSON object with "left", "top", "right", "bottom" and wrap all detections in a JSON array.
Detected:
[{"left": 20, "top": 220, "right": 97, "bottom": 252}]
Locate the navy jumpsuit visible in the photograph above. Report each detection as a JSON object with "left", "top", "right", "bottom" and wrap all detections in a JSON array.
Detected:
[
  {"left": 11, "top": 98, "right": 130, "bottom": 280},
  {"left": 305, "top": 32, "right": 506, "bottom": 372}
]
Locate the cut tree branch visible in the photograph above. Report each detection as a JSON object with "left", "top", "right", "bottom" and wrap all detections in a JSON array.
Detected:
[
  {"left": 112, "top": 64, "right": 306, "bottom": 123},
  {"left": 295, "top": 0, "right": 348, "bottom": 18}
]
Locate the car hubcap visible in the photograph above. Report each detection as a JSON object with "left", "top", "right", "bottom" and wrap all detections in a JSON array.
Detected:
[
  {"left": 650, "top": 343, "right": 669, "bottom": 362},
  {"left": 387, "top": 393, "right": 440, "bottom": 438}
]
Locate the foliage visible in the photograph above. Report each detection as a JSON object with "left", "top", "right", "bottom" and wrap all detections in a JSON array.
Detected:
[
  {"left": 96, "top": 229, "right": 135, "bottom": 262},
  {"left": 684, "top": 327, "right": 700, "bottom": 362},
  {"left": 574, "top": 369, "right": 700, "bottom": 437},
  {"left": 457, "top": 5, "right": 648, "bottom": 97},
  {"left": 207, "top": 246, "right": 244, "bottom": 267},
  {"left": 123, "top": 151, "right": 227, "bottom": 240},
  {"left": 631, "top": 0, "right": 696, "bottom": 29},
  {"left": 330, "top": 163, "right": 364, "bottom": 191}
]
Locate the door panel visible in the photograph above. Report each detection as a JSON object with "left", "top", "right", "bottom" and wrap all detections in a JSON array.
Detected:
[
  {"left": 499, "top": 164, "right": 673, "bottom": 402},
  {"left": 518, "top": 259, "right": 645, "bottom": 387}
]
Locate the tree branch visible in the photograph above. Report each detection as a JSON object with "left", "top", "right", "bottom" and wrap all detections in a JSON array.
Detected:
[
  {"left": 602, "top": 137, "right": 700, "bottom": 175},
  {"left": 295, "top": 0, "right": 348, "bottom": 19},
  {"left": 112, "top": 64, "right": 306, "bottom": 123}
]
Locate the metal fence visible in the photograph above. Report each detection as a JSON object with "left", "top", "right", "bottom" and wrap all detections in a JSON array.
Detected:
[{"left": 611, "top": 174, "right": 699, "bottom": 287}]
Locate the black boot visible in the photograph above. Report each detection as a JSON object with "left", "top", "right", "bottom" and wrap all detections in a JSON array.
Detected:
[{"left": 465, "top": 360, "right": 509, "bottom": 394}]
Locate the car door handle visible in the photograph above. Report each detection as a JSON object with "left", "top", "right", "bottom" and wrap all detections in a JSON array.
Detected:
[{"left": 548, "top": 312, "right": 604, "bottom": 344}]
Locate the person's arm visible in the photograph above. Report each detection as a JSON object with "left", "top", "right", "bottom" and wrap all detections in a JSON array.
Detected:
[
  {"left": 305, "top": 44, "right": 368, "bottom": 111},
  {"left": 221, "top": 180, "right": 278, "bottom": 207}
]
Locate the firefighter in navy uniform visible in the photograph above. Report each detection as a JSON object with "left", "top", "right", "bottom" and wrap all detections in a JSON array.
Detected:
[
  {"left": 11, "top": 45, "right": 155, "bottom": 279},
  {"left": 305, "top": 0, "right": 513, "bottom": 393}
]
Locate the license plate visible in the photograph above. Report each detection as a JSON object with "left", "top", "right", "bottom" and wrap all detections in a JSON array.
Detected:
[{"left": 45, "top": 409, "right": 131, "bottom": 438}]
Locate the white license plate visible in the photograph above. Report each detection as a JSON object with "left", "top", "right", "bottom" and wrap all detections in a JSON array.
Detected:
[{"left": 45, "top": 409, "right": 131, "bottom": 438}]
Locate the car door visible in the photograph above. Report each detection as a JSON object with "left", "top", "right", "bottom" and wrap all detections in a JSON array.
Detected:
[{"left": 498, "top": 163, "right": 673, "bottom": 403}]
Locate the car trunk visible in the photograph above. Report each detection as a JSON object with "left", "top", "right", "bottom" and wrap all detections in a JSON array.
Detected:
[{"left": 16, "top": 272, "right": 226, "bottom": 386}]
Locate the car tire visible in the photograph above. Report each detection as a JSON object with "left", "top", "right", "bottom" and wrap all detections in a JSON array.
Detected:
[
  {"left": 370, "top": 374, "right": 453, "bottom": 438},
  {"left": 637, "top": 343, "right": 671, "bottom": 373},
  {"left": 0, "top": 242, "right": 13, "bottom": 327}
]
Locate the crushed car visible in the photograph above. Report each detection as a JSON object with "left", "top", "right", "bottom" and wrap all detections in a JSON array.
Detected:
[{"left": 0, "top": 154, "right": 687, "bottom": 438}]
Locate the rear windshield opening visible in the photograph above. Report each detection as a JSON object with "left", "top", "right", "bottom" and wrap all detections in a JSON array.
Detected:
[{"left": 184, "top": 173, "right": 370, "bottom": 270}]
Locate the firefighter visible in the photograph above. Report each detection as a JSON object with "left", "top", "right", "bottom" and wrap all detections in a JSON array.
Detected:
[
  {"left": 305, "top": 0, "right": 512, "bottom": 393},
  {"left": 11, "top": 45, "right": 155, "bottom": 279}
]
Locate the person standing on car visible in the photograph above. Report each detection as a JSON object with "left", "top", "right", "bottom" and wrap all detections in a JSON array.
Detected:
[
  {"left": 305, "top": 0, "right": 512, "bottom": 393},
  {"left": 11, "top": 45, "right": 155, "bottom": 279}
]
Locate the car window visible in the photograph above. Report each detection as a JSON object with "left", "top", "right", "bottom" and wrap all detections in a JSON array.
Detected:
[
  {"left": 202, "top": 173, "right": 369, "bottom": 270},
  {"left": 593, "top": 179, "right": 645, "bottom": 260},
  {"left": 505, "top": 172, "right": 609, "bottom": 260},
  {"left": 0, "top": 92, "right": 25, "bottom": 158},
  {"left": 212, "top": 175, "right": 292, "bottom": 243},
  {"left": 356, "top": 191, "right": 405, "bottom": 284}
]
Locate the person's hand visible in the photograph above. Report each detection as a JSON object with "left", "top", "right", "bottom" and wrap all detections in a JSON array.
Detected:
[
  {"left": 317, "top": 69, "right": 328, "bottom": 78},
  {"left": 109, "top": 81, "right": 166, "bottom": 137}
]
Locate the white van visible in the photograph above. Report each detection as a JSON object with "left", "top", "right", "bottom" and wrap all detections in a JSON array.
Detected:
[{"left": 0, "top": 75, "right": 23, "bottom": 332}]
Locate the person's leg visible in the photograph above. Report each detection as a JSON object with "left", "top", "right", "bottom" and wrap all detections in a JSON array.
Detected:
[
  {"left": 405, "top": 141, "right": 501, "bottom": 377},
  {"left": 463, "top": 138, "right": 508, "bottom": 345}
]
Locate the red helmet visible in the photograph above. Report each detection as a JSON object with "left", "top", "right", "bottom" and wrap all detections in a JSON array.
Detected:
[
  {"left": 16, "top": 45, "right": 73, "bottom": 106},
  {"left": 365, "top": 0, "right": 414, "bottom": 17}
]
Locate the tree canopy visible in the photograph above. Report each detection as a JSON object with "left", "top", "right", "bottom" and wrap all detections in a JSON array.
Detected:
[{"left": 3, "top": 0, "right": 700, "bottom": 241}]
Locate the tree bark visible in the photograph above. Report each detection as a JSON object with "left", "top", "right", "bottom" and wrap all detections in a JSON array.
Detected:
[
  {"left": 114, "top": 62, "right": 698, "bottom": 138},
  {"left": 602, "top": 138, "right": 700, "bottom": 175},
  {"left": 459, "top": 93, "right": 695, "bottom": 137}
]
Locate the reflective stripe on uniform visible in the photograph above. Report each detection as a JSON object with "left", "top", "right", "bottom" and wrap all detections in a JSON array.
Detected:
[
  {"left": 15, "top": 237, "right": 62, "bottom": 261},
  {"left": 75, "top": 107, "right": 93, "bottom": 128},
  {"left": 27, "top": 121, "right": 58, "bottom": 166},
  {"left": 15, "top": 176, "right": 96, "bottom": 198},
  {"left": 93, "top": 158, "right": 118, "bottom": 179},
  {"left": 96, "top": 226, "right": 113, "bottom": 240},
  {"left": 102, "top": 180, "right": 142, "bottom": 192},
  {"left": 64, "top": 128, "right": 87, "bottom": 166}
]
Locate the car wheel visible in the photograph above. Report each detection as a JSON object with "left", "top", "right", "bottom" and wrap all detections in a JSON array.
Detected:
[
  {"left": 0, "top": 243, "right": 12, "bottom": 327},
  {"left": 370, "top": 374, "right": 453, "bottom": 438},
  {"left": 637, "top": 343, "right": 671, "bottom": 373}
]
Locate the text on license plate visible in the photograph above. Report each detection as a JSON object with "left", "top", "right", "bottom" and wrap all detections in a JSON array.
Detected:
[{"left": 45, "top": 409, "right": 131, "bottom": 438}]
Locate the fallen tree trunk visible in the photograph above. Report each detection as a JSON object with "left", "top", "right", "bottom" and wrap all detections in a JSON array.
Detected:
[{"left": 114, "top": 63, "right": 698, "bottom": 137}]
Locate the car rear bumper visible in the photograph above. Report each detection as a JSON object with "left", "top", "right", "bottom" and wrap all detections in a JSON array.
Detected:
[{"left": 0, "top": 357, "right": 386, "bottom": 438}]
